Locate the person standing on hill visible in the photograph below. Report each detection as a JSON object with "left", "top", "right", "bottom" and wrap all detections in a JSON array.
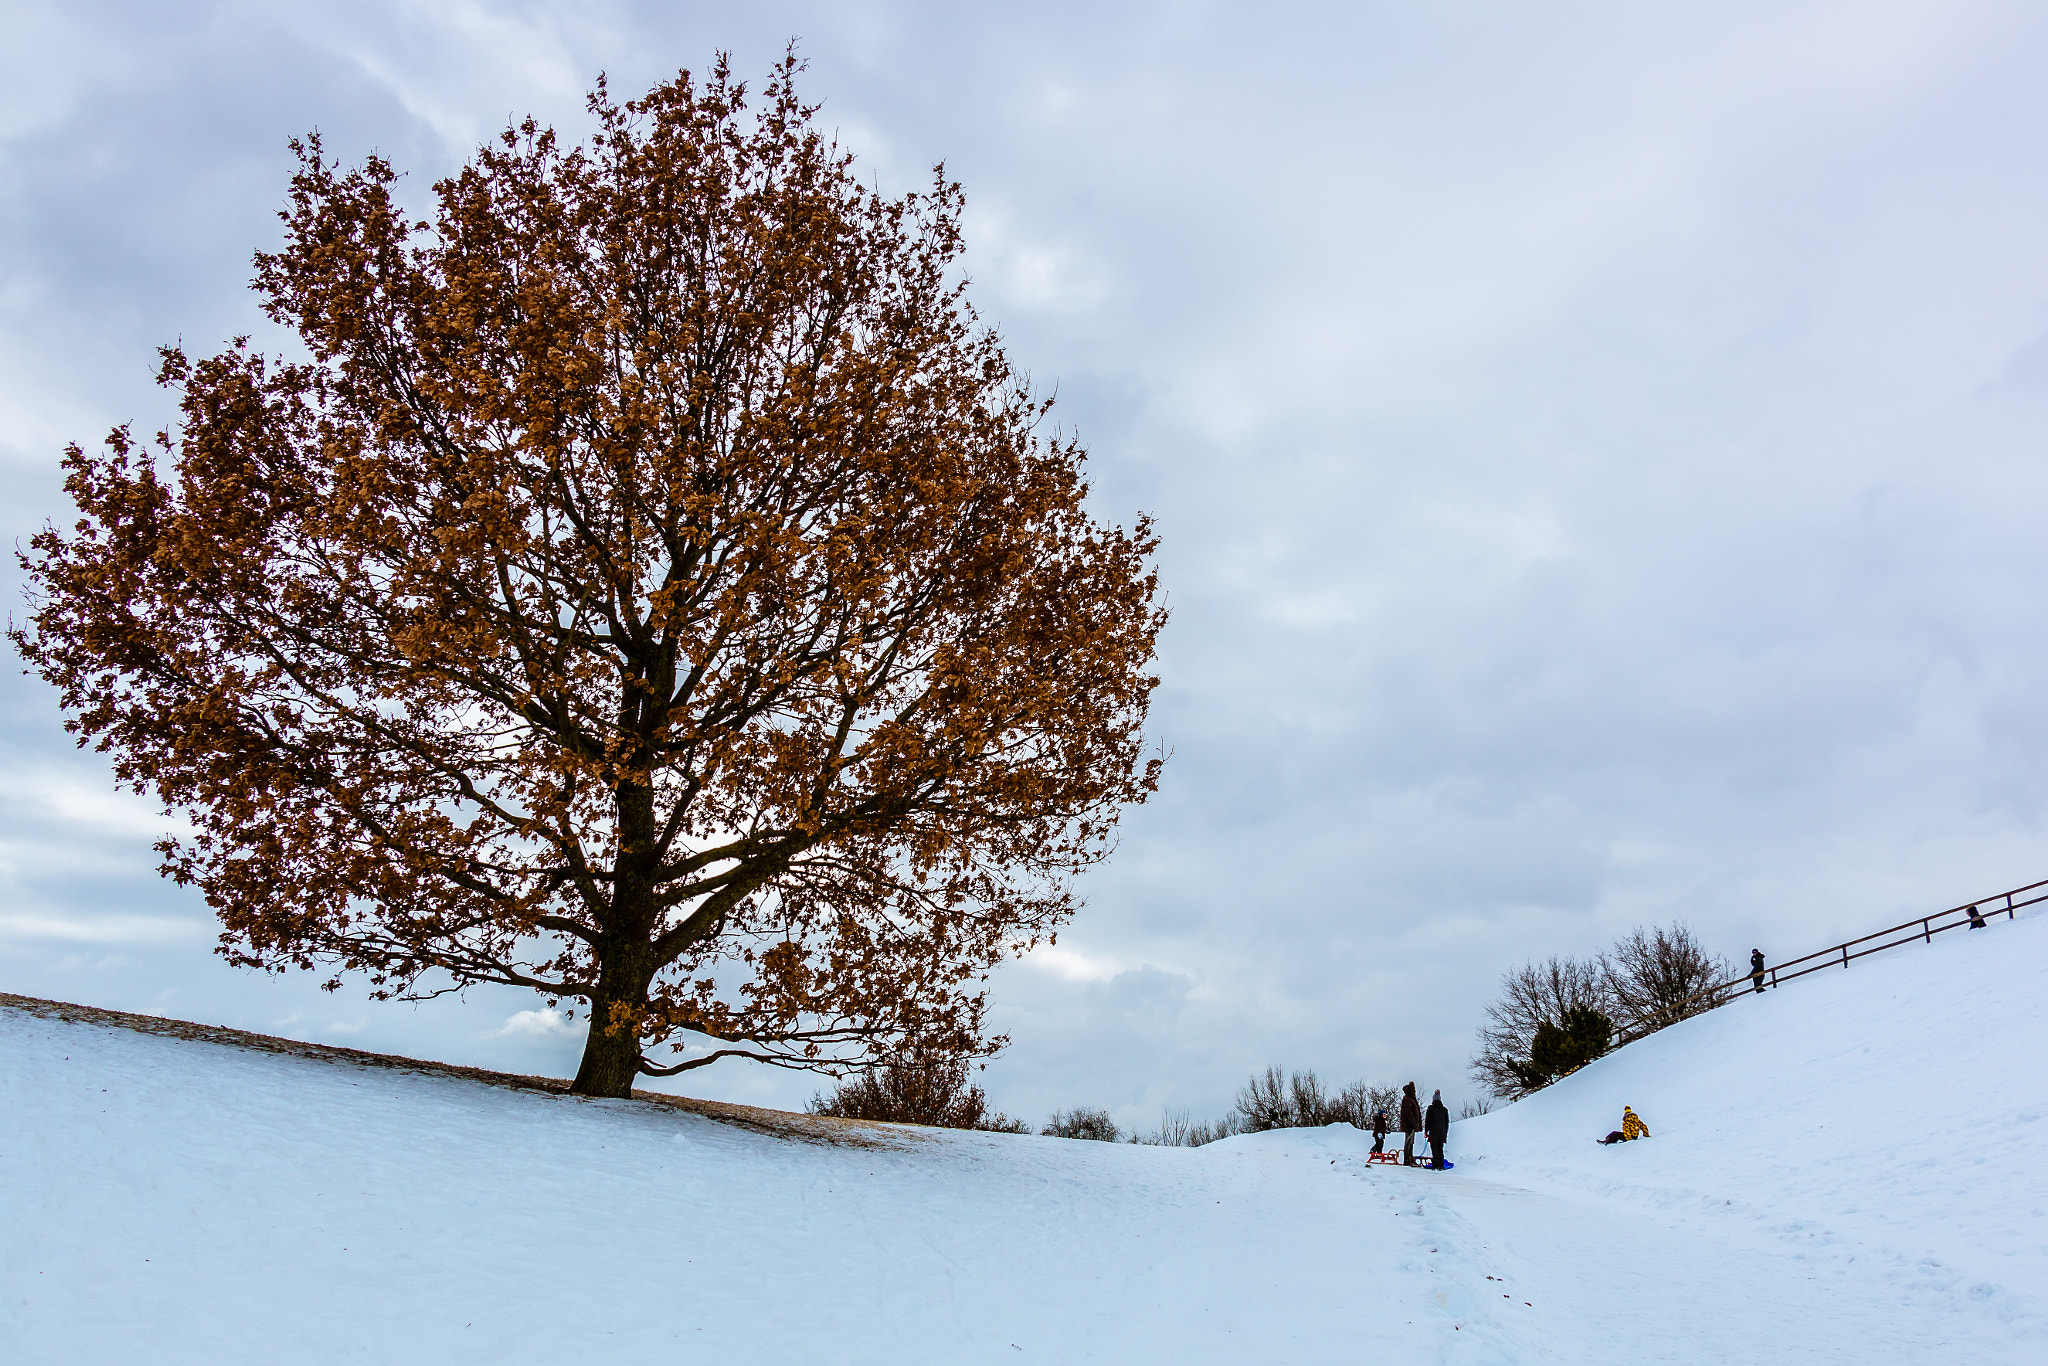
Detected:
[
  {"left": 1399, "top": 1082, "right": 1422, "bottom": 1166},
  {"left": 1424, "top": 1090, "right": 1450, "bottom": 1170},
  {"left": 1750, "top": 949, "right": 1767, "bottom": 994},
  {"left": 1371, "top": 1107, "right": 1390, "bottom": 1156}
]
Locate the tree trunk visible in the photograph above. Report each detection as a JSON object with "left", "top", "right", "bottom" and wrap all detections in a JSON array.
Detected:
[
  {"left": 571, "top": 1012, "right": 642, "bottom": 1097},
  {"left": 572, "top": 770, "right": 661, "bottom": 1098},
  {"left": 570, "top": 940, "right": 656, "bottom": 1098}
]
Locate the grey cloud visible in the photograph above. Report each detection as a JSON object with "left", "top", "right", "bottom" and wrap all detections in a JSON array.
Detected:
[{"left": 6, "top": 0, "right": 2048, "bottom": 1122}]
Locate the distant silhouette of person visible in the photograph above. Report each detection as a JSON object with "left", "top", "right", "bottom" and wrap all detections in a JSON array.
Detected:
[
  {"left": 1399, "top": 1082, "right": 1422, "bottom": 1166},
  {"left": 1750, "top": 948, "right": 1767, "bottom": 994},
  {"left": 1424, "top": 1090, "right": 1450, "bottom": 1170},
  {"left": 1967, "top": 904, "right": 1987, "bottom": 929}
]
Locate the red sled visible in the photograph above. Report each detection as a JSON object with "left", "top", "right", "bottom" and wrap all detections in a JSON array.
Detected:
[{"left": 1367, "top": 1150, "right": 1400, "bottom": 1164}]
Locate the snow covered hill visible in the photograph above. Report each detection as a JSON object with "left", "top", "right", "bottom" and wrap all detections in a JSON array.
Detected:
[{"left": 6, "top": 909, "right": 2045, "bottom": 1364}]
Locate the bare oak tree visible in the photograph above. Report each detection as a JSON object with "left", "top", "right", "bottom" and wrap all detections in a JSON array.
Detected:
[{"left": 14, "top": 55, "right": 1164, "bottom": 1097}]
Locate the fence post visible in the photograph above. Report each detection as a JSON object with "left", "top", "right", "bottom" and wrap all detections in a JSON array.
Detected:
[
  {"left": 1923, "top": 917, "right": 1931, "bottom": 943},
  {"left": 1841, "top": 944, "right": 1849, "bottom": 968}
]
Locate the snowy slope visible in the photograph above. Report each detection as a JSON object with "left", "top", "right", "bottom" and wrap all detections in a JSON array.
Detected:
[
  {"left": 1, "top": 1006, "right": 1445, "bottom": 1364},
  {"left": 1443, "top": 906, "right": 2048, "bottom": 1358},
  {"left": 5, "top": 910, "right": 2045, "bottom": 1364}
]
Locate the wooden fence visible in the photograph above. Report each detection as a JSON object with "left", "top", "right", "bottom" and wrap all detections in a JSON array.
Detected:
[{"left": 1608, "top": 876, "right": 2048, "bottom": 1045}]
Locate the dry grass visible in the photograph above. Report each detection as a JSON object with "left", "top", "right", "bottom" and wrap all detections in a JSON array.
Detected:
[{"left": 0, "top": 991, "right": 925, "bottom": 1150}]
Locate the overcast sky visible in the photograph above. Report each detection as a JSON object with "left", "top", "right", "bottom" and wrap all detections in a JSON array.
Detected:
[{"left": 5, "top": 0, "right": 2048, "bottom": 1130}]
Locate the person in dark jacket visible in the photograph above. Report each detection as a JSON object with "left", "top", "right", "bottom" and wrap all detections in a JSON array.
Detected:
[
  {"left": 1399, "top": 1082, "right": 1422, "bottom": 1166},
  {"left": 1423, "top": 1090, "right": 1450, "bottom": 1170},
  {"left": 1370, "top": 1108, "right": 1390, "bottom": 1155},
  {"left": 1750, "top": 948, "right": 1766, "bottom": 994}
]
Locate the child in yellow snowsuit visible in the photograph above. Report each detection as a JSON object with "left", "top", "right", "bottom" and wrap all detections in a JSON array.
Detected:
[{"left": 1599, "top": 1106, "right": 1650, "bottom": 1144}]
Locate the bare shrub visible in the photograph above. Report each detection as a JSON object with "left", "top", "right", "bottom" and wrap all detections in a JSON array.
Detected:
[
  {"left": 1234, "top": 1066, "right": 1294, "bottom": 1132},
  {"left": 1126, "top": 1069, "right": 1411, "bottom": 1147},
  {"left": 808, "top": 1051, "right": 1026, "bottom": 1131},
  {"left": 1288, "top": 1070, "right": 1329, "bottom": 1125},
  {"left": 1132, "top": 1108, "right": 1194, "bottom": 1147},
  {"left": 1042, "top": 1107, "right": 1122, "bottom": 1141},
  {"left": 1183, "top": 1113, "right": 1244, "bottom": 1146},
  {"left": 1333, "top": 1081, "right": 1403, "bottom": 1130},
  {"left": 1131, "top": 1108, "right": 1245, "bottom": 1146},
  {"left": 1234, "top": 1067, "right": 1404, "bottom": 1131},
  {"left": 1458, "top": 1096, "right": 1495, "bottom": 1120},
  {"left": 1604, "top": 922, "right": 1735, "bottom": 1037}
]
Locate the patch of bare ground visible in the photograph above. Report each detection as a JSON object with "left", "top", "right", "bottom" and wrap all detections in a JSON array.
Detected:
[{"left": 0, "top": 991, "right": 923, "bottom": 1149}]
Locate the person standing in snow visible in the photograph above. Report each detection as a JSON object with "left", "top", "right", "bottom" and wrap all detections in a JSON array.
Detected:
[
  {"left": 1750, "top": 949, "right": 1766, "bottom": 994},
  {"left": 1599, "top": 1106, "right": 1651, "bottom": 1144},
  {"left": 1424, "top": 1090, "right": 1450, "bottom": 1170},
  {"left": 1399, "top": 1082, "right": 1422, "bottom": 1166},
  {"left": 1371, "top": 1107, "right": 1390, "bottom": 1155}
]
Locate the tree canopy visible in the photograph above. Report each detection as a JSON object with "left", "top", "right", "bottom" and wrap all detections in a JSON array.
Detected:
[{"left": 14, "top": 54, "right": 1165, "bottom": 1097}]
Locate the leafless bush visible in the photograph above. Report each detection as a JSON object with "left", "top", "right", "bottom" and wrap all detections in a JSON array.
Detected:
[
  {"left": 1129, "top": 1107, "right": 1248, "bottom": 1147},
  {"left": 1458, "top": 1096, "right": 1494, "bottom": 1120},
  {"left": 1288, "top": 1070, "right": 1329, "bottom": 1125},
  {"left": 1336, "top": 1081, "right": 1404, "bottom": 1129},
  {"left": 1042, "top": 1107, "right": 1122, "bottom": 1141},
  {"left": 1116, "top": 1068, "right": 1419, "bottom": 1148},
  {"left": 1235, "top": 1065, "right": 1294, "bottom": 1132},
  {"left": 1603, "top": 922, "right": 1735, "bottom": 1036},
  {"left": 1133, "top": 1108, "right": 1193, "bottom": 1146},
  {"left": 1235, "top": 1067, "right": 1406, "bottom": 1131},
  {"left": 807, "top": 1051, "right": 1026, "bottom": 1132},
  {"left": 1183, "top": 1113, "right": 1244, "bottom": 1146}
]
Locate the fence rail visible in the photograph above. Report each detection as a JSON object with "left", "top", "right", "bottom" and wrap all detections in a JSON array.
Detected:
[{"left": 1608, "top": 877, "right": 2048, "bottom": 1045}]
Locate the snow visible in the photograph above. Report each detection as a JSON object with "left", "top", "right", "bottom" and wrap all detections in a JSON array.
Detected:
[{"left": 6, "top": 911, "right": 2045, "bottom": 1363}]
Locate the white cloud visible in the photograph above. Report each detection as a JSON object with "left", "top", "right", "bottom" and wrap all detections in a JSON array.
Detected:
[
  {"left": 0, "top": 911, "right": 208, "bottom": 945},
  {"left": 1019, "top": 942, "right": 1129, "bottom": 984},
  {"left": 497, "top": 1007, "right": 577, "bottom": 1038}
]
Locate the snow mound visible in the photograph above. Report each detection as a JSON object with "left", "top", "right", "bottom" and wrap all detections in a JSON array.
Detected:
[
  {"left": 0, "top": 1003, "right": 1438, "bottom": 1363},
  {"left": 4, "top": 907, "right": 2045, "bottom": 1363},
  {"left": 1453, "top": 906, "right": 2048, "bottom": 1353},
  {"left": 1205, "top": 1119, "right": 1381, "bottom": 1156}
]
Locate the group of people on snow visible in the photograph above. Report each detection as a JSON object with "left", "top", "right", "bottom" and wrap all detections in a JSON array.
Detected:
[
  {"left": 1368, "top": 1082, "right": 1450, "bottom": 1168},
  {"left": 1363, "top": 1085, "right": 1653, "bottom": 1165}
]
